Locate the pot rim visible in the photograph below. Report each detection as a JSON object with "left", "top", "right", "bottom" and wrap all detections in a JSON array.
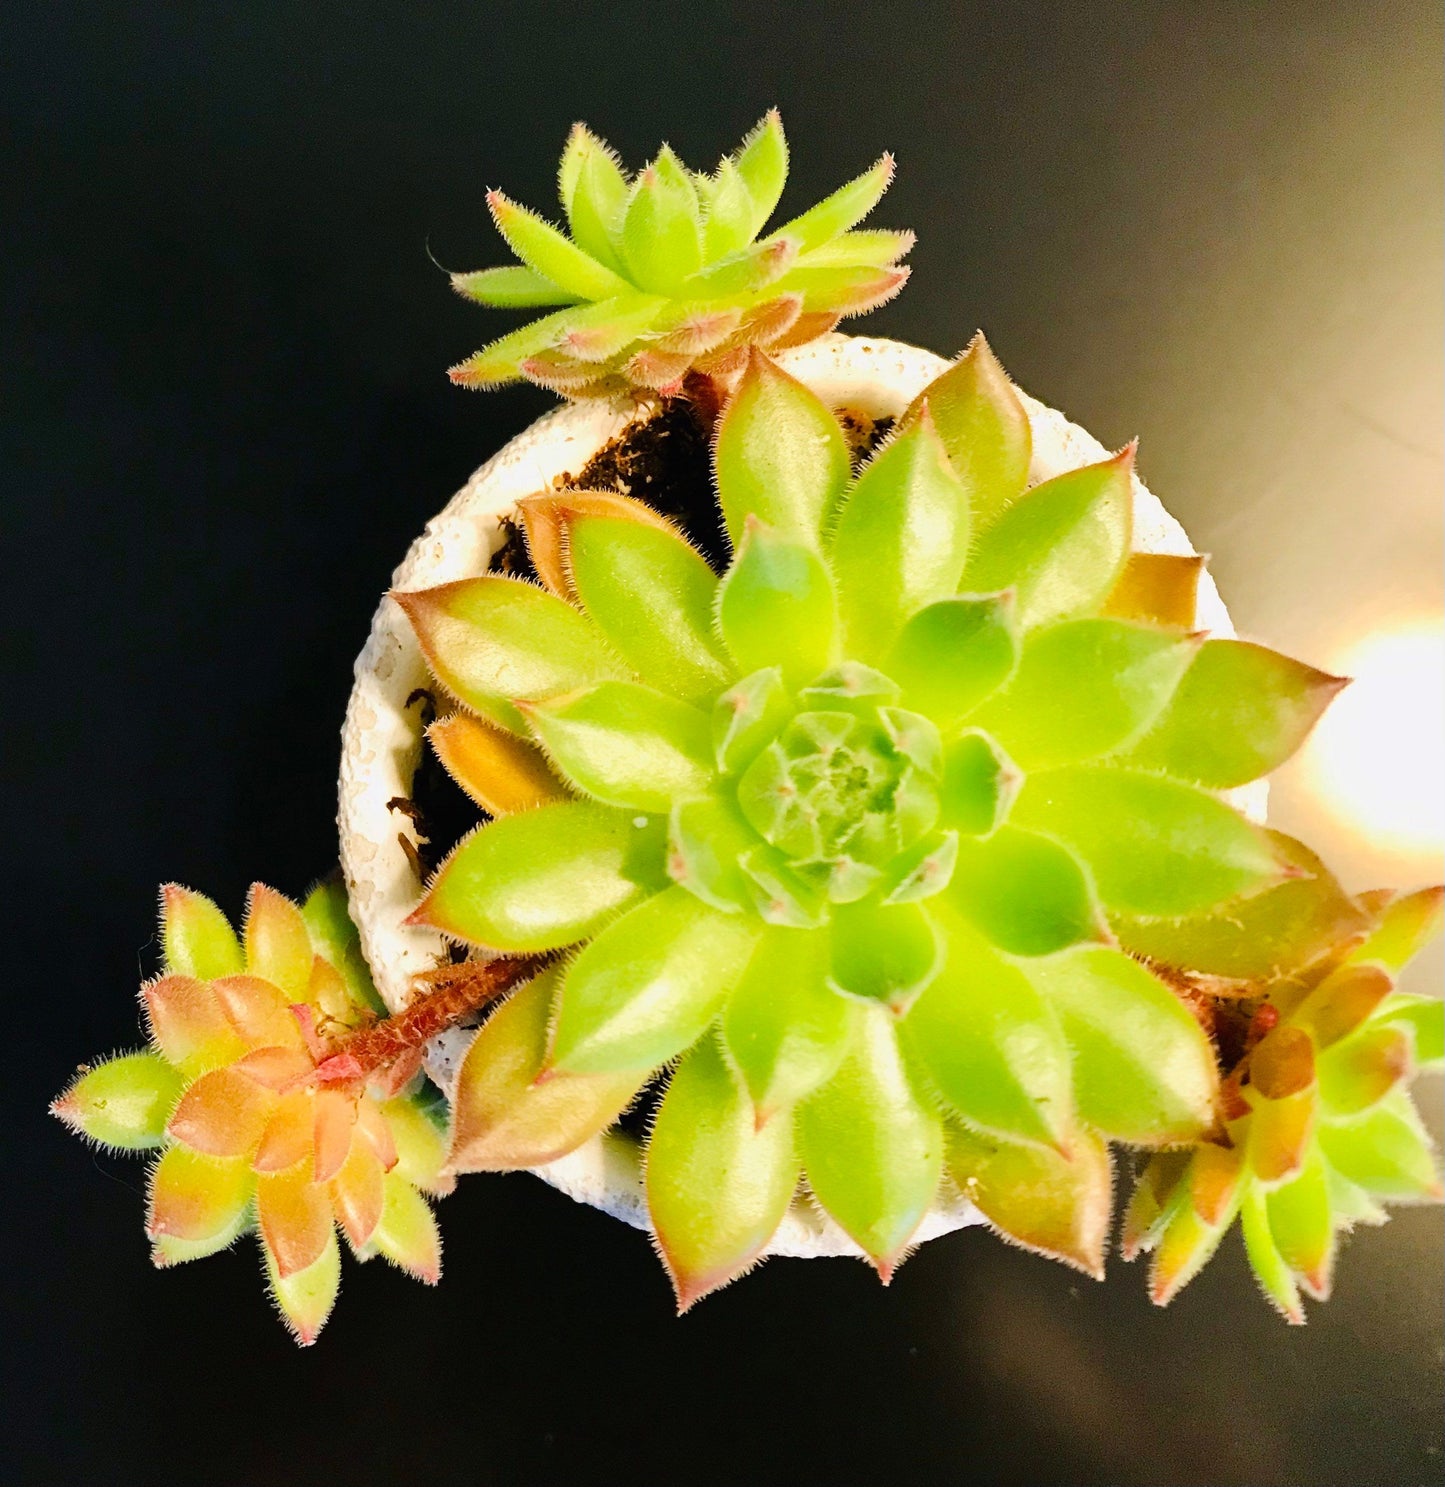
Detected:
[{"left": 338, "top": 331, "right": 1265, "bottom": 1260}]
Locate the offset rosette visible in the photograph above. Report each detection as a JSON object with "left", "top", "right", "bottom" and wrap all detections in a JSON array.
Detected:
[
  {"left": 52, "top": 882, "right": 450, "bottom": 1344},
  {"left": 448, "top": 111, "right": 910, "bottom": 396},
  {"left": 399, "top": 339, "right": 1436, "bottom": 1310},
  {"left": 1126, "top": 886, "right": 1444, "bottom": 1322}
]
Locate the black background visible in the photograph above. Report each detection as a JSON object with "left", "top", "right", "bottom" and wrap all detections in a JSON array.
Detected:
[{"left": 3, "top": 5, "right": 1442, "bottom": 1485}]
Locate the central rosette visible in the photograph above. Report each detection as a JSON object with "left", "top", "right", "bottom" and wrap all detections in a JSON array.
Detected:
[{"left": 733, "top": 676, "right": 942, "bottom": 896}]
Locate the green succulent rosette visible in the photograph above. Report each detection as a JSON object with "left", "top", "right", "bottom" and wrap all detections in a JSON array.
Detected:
[
  {"left": 1126, "top": 885, "right": 1443, "bottom": 1321},
  {"left": 448, "top": 111, "right": 910, "bottom": 397},
  {"left": 397, "top": 339, "right": 1438, "bottom": 1309}
]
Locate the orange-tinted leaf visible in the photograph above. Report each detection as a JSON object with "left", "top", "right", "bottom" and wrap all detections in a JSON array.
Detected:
[
  {"left": 264, "top": 1228, "right": 341, "bottom": 1347},
  {"left": 312, "top": 1089, "right": 358, "bottom": 1183},
  {"left": 355, "top": 1097, "right": 400, "bottom": 1171},
  {"left": 231, "top": 1044, "right": 314, "bottom": 1091},
  {"left": 1100, "top": 552, "right": 1204, "bottom": 628},
  {"left": 330, "top": 1138, "right": 385, "bottom": 1250},
  {"left": 148, "top": 1146, "right": 253, "bottom": 1242},
  {"left": 255, "top": 1168, "right": 333, "bottom": 1278},
  {"left": 143, "top": 973, "right": 243, "bottom": 1074},
  {"left": 167, "top": 1068, "right": 275, "bottom": 1157},
  {"left": 428, "top": 714, "right": 568, "bottom": 816},
  {"left": 253, "top": 1092, "right": 315, "bottom": 1173},
  {"left": 1293, "top": 963, "right": 1394, "bottom": 1048},
  {"left": 1247, "top": 1088, "right": 1317, "bottom": 1187},
  {"left": 211, "top": 975, "right": 305, "bottom": 1050},
  {"left": 1188, "top": 1142, "right": 1245, "bottom": 1227},
  {"left": 946, "top": 1123, "right": 1111, "bottom": 1279},
  {"left": 1250, "top": 1027, "right": 1316, "bottom": 1100}
]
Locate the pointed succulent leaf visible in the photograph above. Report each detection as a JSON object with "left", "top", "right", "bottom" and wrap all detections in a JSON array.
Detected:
[
  {"left": 1317, "top": 1024, "right": 1413, "bottom": 1115},
  {"left": 938, "top": 730, "right": 1022, "bottom": 836},
  {"left": 732, "top": 110, "right": 789, "bottom": 239},
  {"left": 1316, "top": 1090, "right": 1442, "bottom": 1200},
  {"left": 152, "top": 1201, "right": 252, "bottom": 1268},
  {"left": 946, "top": 826, "right": 1108, "bottom": 956},
  {"left": 210, "top": 974, "right": 305, "bottom": 1050},
  {"left": 1122, "top": 640, "right": 1347, "bottom": 788},
  {"left": 1346, "top": 886, "right": 1445, "bottom": 975},
  {"left": 265, "top": 1227, "right": 341, "bottom": 1346},
  {"left": 449, "top": 969, "right": 646, "bottom": 1171},
  {"left": 1380, "top": 993, "right": 1444, "bottom": 1068},
  {"left": 255, "top": 1167, "right": 332, "bottom": 1279},
  {"left": 487, "top": 189, "right": 630, "bottom": 300},
  {"left": 621, "top": 149, "right": 703, "bottom": 293},
  {"left": 53, "top": 1052, "right": 184, "bottom": 1151},
  {"left": 450, "top": 265, "right": 581, "bottom": 308},
  {"left": 962, "top": 449, "right": 1133, "bottom": 628},
  {"left": 558, "top": 122, "right": 629, "bottom": 273},
  {"left": 830, "top": 411, "right": 971, "bottom": 661},
  {"left": 766, "top": 153, "right": 894, "bottom": 253},
  {"left": 1120, "top": 1149, "right": 1190, "bottom": 1260},
  {"left": 565, "top": 510, "right": 731, "bottom": 700},
  {"left": 549, "top": 886, "right": 762, "bottom": 1075},
  {"left": 667, "top": 794, "right": 758, "bottom": 912},
  {"left": 770, "top": 264, "right": 909, "bottom": 317},
  {"left": 946, "top": 1122, "right": 1110, "bottom": 1278},
  {"left": 415, "top": 801, "right": 667, "bottom": 952},
  {"left": 1240, "top": 1184, "right": 1305, "bottom": 1323},
  {"left": 330, "top": 1137, "right": 385, "bottom": 1250},
  {"left": 428, "top": 713, "right": 568, "bottom": 817},
  {"left": 167, "top": 1067, "right": 275, "bottom": 1158},
  {"left": 887, "top": 593, "right": 1019, "bottom": 729},
  {"left": 148, "top": 1146, "right": 253, "bottom": 1243},
  {"left": 712, "top": 667, "right": 792, "bottom": 775},
  {"left": 702, "top": 157, "right": 758, "bottom": 259},
  {"left": 1292, "top": 962, "right": 1394, "bottom": 1049},
  {"left": 723, "top": 926, "right": 857, "bottom": 1122},
  {"left": 380, "top": 1097, "right": 451, "bottom": 1195},
  {"left": 448, "top": 305, "right": 587, "bottom": 389},
  {"left": 1187, "top": 1141, "right": 1247, "bottom": 1227},
  {"left": 883, "top": 830, "right": 959, "bottom": 905},
  {"left": 243, "top": 884, "right": 312, "bottom": 1000},
  {"left": 1101, "top": 552, "right": 1204, "bottom": 628},
  {"left": 1149, "top": 1195, "right": 1231, "bottom": 1307},
  {"left": 1113, "top": 831, "right": 1370, "bottom": 981},
  {"left": 739, "top": 846, "right": 830, "bottom": 929},
  {"left": 523, "top": 682, "right": 713, "bottom": 812},
  {"left": 1012, "top": 765, "right": 1288, "bottom": 917},
  {"left": 394, "top": 576, "right": 627, "bottom": 734},
  {"left": 714, "top": 351, "right": 850, "bottom": 547},
  {"left": 973, "top": 619, "right": 1200, "bottom": 770},
  {"left": 799, "top": 228, "right": 916, "bottom": 269},
  {"left": 1026, "top": 947, "right": 1219, "bottom": 1144},
  {"left": 1265, "top": 1150, "right": 1336, "bottom": 1298},
  {"left": 160, "top": 884, "right": 244, "bottom": 981},
  {"left": 549, "top": 294, "right": 670, "bottom": 363},
  {"left": 828, "top": 900, "right": 942, "bottom": 1012},
  {"left": 680, "top": 238, "right": 799, "bottom": 298},
  {"left": 1247, "top": 1091, "right": 1318, "bottom": 1190},
  {"left": 369, "top": 1173, "right": 442, "bottom": 1284},
  {"left": 300, "top": 878, "right": 383, "bottom": 1014},
  {"left": 516, "top": 488, "right": 677, "bottom": 600},
  {"left": 647, "top": 1035, "right": 800, "bottom": 1310},
  {"left": 798, "top": 1003, "right": 944, "bottom": 1276},
  {"left": 900, "top": 335, "right": 1032, "bottom": 529},
  {"left": 904, "top": 920, "right": 1074, "bottom": 1150},
  {"left": 717, "top": 521, "right": 838, "bottom": 687},
  {"left": 1325, "top": 1164, "right": 1390, "bottom": 1228}
]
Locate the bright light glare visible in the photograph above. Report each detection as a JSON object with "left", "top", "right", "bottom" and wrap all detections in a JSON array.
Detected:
[{"left": 1304, "top": 623, "right": 1445, "bottom": 855}]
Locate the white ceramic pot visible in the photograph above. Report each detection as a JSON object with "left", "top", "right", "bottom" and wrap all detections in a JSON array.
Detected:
[{"left": 338, "top": 332, "right": 1265, "bottom": 1259}]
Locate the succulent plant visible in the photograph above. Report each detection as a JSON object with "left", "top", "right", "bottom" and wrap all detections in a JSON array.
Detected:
[
  {"left": 1126, "top": 885, "right": 1444, "bottom": 1321},
  {"left": 53, "top": 880, "right": 456, "bottom": 1343},
  {"left": 394, "top": 337, "right": 1441, "bottom": 1309},
  {"left": 54, "top": 118, "right": 1442, "bottom": 1343},
  {"left": 448, "top": 111, "right": 910, "bottom": 396}
]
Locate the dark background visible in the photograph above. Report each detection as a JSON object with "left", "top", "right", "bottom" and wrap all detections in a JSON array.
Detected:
[{"left": 3, "top": 4, "right": 1441, "bottom": 1484}]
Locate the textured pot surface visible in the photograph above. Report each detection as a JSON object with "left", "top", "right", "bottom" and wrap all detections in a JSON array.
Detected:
[{"left": 338, "top": 333, "right": 1264, "bottom": 1258}]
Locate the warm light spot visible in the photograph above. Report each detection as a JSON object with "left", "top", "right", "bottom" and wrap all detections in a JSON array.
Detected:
[{"left": 1303, "top": 623, "right": 1445, "bottom": 855}]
